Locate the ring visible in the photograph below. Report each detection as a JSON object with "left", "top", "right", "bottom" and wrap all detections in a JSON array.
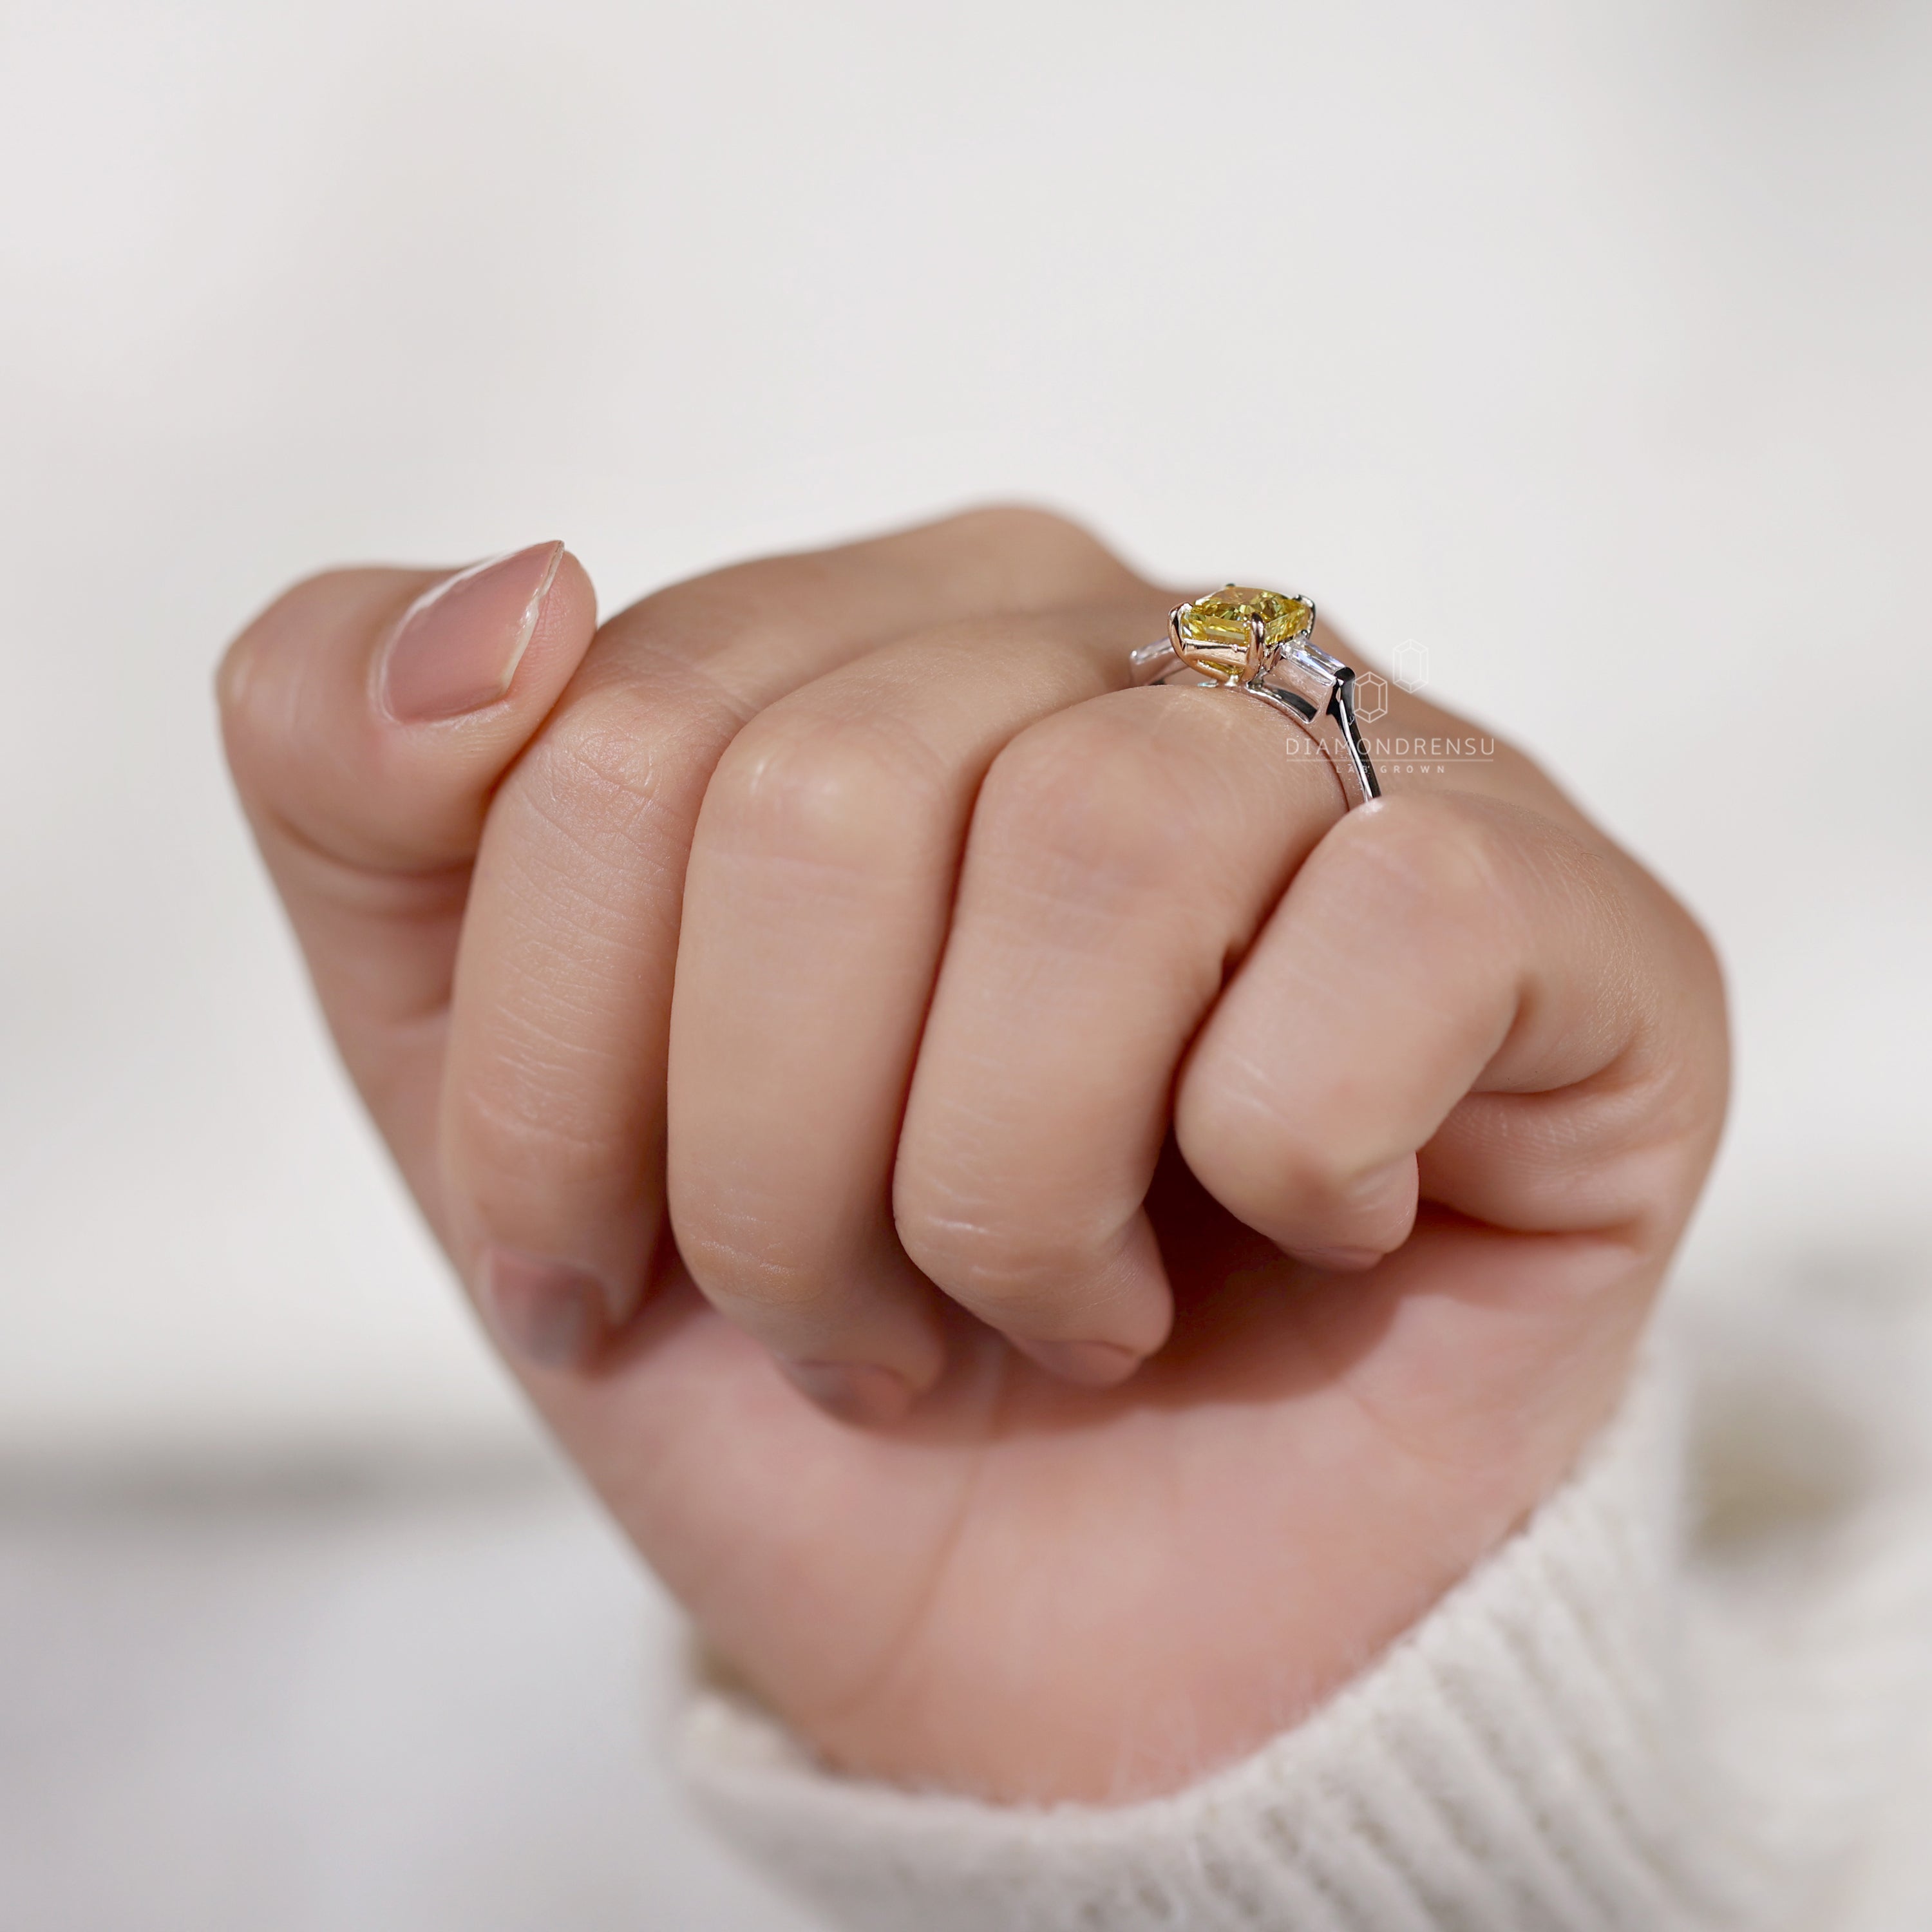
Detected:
[{"left": 1129, "top": 587, "right": 1381, "bottom": 810}]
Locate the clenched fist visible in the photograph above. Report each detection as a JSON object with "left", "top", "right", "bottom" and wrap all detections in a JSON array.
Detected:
[{"left": 220, "top": 508, "right": 1726, "bottom": 1803}]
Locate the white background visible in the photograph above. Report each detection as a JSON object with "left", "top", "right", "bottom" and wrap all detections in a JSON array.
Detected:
[
  {"left": 5, "top": 0, "right": 1930, "bottom": 1459},
  {"left": 2, "top": 0, "right": 1929, "bottom": 1922}
]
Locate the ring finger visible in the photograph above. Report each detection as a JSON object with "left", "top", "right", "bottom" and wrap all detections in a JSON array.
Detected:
[{"left": 893, "top": 677, "right": 1345, "bottom": 1383}]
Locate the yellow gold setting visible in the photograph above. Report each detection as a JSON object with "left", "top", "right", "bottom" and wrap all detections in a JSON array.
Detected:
[
  {"left": 1171, "top": 585, "right": 1316, "bottom": 684},
  {"left": 1128, "top": 583, "right": 1382, "bottom": 810}
]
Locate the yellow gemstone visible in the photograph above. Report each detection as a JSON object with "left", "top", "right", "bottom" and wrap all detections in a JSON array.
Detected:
[{"left": 1175, "top": 585, "right": 1314, "bottom": 683}]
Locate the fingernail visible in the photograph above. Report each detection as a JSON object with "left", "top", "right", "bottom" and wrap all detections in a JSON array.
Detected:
[
  {"left": 779, "top": 1359, "right": 916, "bottom": 1426},
  {"left": 380, "top": 540, "right": 564, "bottom": 723},
  {"left": 480, "top": 1250, "right": 612, "bottom": 1370},
  {"left": 1289, "top": 1245, "right": 1384, "bottom": 1273},
  {"left": 1014, "top": 1338, "right": 1142, "bottom": 1388}
]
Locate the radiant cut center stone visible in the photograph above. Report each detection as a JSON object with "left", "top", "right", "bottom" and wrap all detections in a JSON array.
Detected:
[{"left": 1174, "top": 585, "right": 1316, "bottom": 683}]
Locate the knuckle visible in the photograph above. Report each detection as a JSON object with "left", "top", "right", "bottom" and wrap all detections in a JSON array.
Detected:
[
  {"left": 1349, "top": 794, "right": 1508, "bottom": 905},
  {"left": 676, "top": 1220, "right": 827, "bottom": 1319},
  {"left": 896, "top": 1191, "right": 1100, "bottom": 1323},
  {"left": 976, "top": 710, "right": 1191, "bottom": 898},
  {"left": 444, "top": 1056, "right": 634, "bottom": 1233},
  {"left": 925, "top": 504, "right": 1139, "bottom": 601},
  {"left": 1320, "top": 793, "right": 1534, "bottom": 961},
  {"left": 1179, "top": 1027, "right": 1405, "bottom": 1228},
  {"left": 522, "top": 680, "right": 724, "bottom": 873},
  {"left": 540, "top": 688, "right": 661, "bottom": 815},
  {"left": 949, "top": 502, "right": 1089, "bottom": 541},
  {"left": 1173, "top": 1063, "right": 1269, "bottom": 1166},
  {"left": 707, "top": 706, "right": 945, "bottom": 871},
  {"left": 1341, "top": 793, "right": 1622, "bottom": 958},
  {"left": 946, "top": 502, "right": 1106, "bottom": 559},
  {"left": 608, "top": 566, "right": 820, "bottom": 665},
  {"left": 1178, "top": 1072, "right": 1343, "bottom": 1208}
]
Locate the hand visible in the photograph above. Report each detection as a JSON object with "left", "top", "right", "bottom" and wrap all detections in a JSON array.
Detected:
[{"left": 220, "top": 509, "right": 1727, "bottom": 1803}]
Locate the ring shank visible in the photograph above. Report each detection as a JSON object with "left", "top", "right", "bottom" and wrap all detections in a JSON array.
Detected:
[{"left": 1131, "top": 637, "right": 1381, "bottom": 811}]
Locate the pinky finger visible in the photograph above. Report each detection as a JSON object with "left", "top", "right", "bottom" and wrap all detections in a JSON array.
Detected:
[{"left": 1174, "top": 791, "right": 1723, "bottom": 1264}]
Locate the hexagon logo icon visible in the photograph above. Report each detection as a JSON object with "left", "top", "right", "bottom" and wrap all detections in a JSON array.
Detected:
[
  {"left": 1392, "top": 639, "right": 1430, "bottom": 694},
  {"left": 1354, "top": 668, "right": 1389, "bottom": 724}
]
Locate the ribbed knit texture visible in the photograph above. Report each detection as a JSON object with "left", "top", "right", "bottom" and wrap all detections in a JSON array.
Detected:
[{"left": 677, "top": 1286, "right": 1932, "bottom": 1931}]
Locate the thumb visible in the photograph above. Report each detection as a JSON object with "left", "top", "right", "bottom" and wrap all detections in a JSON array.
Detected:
[{"left": 218, "top": 542, "right": 598, "bottom": 1207}]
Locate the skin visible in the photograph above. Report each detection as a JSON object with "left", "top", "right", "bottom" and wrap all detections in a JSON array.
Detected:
[{"left": 219, "top": 507, "right": 1728, "bottom": 1804}]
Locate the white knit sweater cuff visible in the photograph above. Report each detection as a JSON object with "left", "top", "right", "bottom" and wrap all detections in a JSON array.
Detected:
[{"left": 674, "top": 1314, "right": 1932, "bottom": 1932}]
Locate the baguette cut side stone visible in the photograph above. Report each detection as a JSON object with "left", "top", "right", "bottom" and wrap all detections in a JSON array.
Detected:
[{"left": 1175, "top": 585, "right": 1316, "bottom": 683}]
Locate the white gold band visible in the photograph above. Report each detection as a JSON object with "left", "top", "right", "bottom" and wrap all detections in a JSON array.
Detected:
[{"left": 1130, "top": 594, "right": 1382, "bottom": 811}]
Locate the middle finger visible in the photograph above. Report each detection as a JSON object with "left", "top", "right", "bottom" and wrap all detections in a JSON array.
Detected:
[{"left": 665, "top": 599, "right": 1169, "bottom": 1417}]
